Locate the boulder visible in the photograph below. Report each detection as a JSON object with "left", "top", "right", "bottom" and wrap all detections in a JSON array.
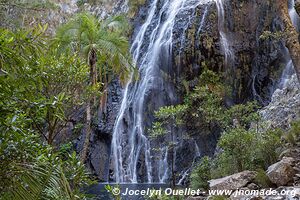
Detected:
[
  {"left": 230, "top": 193, "right": 262, "bottom": 200},
  {"left": 209, "top": 171, "right": 257, "bottom": 190},
  {"left": 279, "top": 148, "right": 300, "bottom": 160},
  {"left": 266, "top": 157, "right": 295, "bottom": 186},
  {"left": 230, "top": 187, "right": 300, "bottom": 200},
  {"left": 247, "top": 183, "right": 260, "bottom": 190}
]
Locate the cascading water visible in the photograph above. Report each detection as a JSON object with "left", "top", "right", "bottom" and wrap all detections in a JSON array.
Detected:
[
  {"left": 158, "top": 147, "right": 168, "bottom": 183},
  {"left": 111, "top": 0, "right": 212, "bottom": 183},
  {"left": 197, "top": 5, "right": 209, "bottom": 35},
  {"left": 176, "top": 141, "right": 201, "bottom": 185},
  {"left": 289, "top": 0, "right": 300, "bottom": 31},
  {"left": 279, "top": 60, "right": 295, "bottom": 88},
  {"left": 215, "top": 0, "right": 234, "bottom": 64},
  {"left": 280, "top": 0, "right": 299, "bottom": 88}
]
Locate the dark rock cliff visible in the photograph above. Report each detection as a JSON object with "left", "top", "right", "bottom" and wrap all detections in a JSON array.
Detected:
[
  {"left": 77, "top": 0, "right": 290, "bottom": 182},
  {"left": 175, "top": 0, "right": 287, "bottom": 105}
]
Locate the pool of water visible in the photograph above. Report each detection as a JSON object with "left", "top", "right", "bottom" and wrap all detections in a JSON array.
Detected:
[{"left": 86, "top": 183, "right": 171, "bottom": 200}]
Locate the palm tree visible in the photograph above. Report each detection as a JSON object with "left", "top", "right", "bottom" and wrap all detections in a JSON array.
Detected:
[{"left": 55, "top": 12, "right": 133, "bottom": 163}]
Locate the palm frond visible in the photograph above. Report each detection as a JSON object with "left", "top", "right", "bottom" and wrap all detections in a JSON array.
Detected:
[
  {"left": 102, "top": 15, "right": 129, "bottom": 34},
  {"left": 3, "top": 163, "right": 77, "bottom": 200}
]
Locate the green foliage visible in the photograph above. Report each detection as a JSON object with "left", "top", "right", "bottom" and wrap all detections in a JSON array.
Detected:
[
  {"left": 178, "top": 69, "right": 283, "bottom": 183},
  {"left": 150, "top": 104, "right": 188, "bottom": 186},
  {"left": 55, "top": 12, "right": 134, "bottom": 87},
  {"left": 184, "top": 69, "right": 227, "bottom": 127},
  {"left": 212, "top": 127, "right": 282, "bottom": 178},
  {"left": 105, "top": 184, "right": 121, "bottom": 200},
  {"left": 190, "top": 156, "right": 211, "bottom": 190},
  {"left": 150, "top": 104, "right": 188, "bottom": 141},
  {"left": 1, "top": 8, "right": 134, "bottom": 200},
  {"left": 154, "top": 105, "right": 188, "bottom": 125},
  {"left": 223, "top": 101, "right": 260, "bottom": 129},
  {"left": 0, "top": 26, "right": 91, "bottom": 144},
  {"left": 216, "top": 128, "right": 256, "bottom": 174},
  {"left": 73, "top": 123, "right": 85, "bottom": 136},
  {"left": 1, "top": 151, "right": 93, "bottom": 200},
  {"left": 283, "top": 120, "right": 300, "bottom": 146},
  {"left": 149, "top": 122, "right": 167, "bottom": 139},
  {"left": 290, "top": 120, "right": 300, "bottom": 138},
  {"left": 0, "top": 0, "right": 58, "bottom": 10},
  {"left": 254, "top": 128, "right": 283, "bottom": 169},
  {"left": 253, "top": 169, "right": 273, "bottom": 188},
  {"left": 0, "top": 26, "right": 94, "bottom": 199},
  {"left": 61, "top": 152, "right": 96, "bottom": 193}
]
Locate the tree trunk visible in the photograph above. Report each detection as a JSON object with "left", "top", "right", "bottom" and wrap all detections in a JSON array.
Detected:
[
  {"left": 170, "top": 129, "right": 176, "bottom": 188},
  {"left": 99, "top": 65, "right": 108, "bottom": 119},
  {"left": 81, "top": 49, "right": 97, "bottom": 163},
  {"left": 276, "top": 0, "right": 300, "bottom": 81},
  {"left": 80, "top": 101, "right": 91, "bottom": 163},
  {"left": 89, "top": 49, "right": 97, "bottom": 86}
]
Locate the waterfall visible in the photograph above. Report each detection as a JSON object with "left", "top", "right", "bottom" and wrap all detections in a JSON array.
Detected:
[
  {"left": 197, "top": 5, "right": 209, "bottom": 35},
  {"left": 279, "top": 0, "right": 299, "bottom": 89},
  {"left": 111, "top": 0, "right": 212, "bottom": 183},
  {"left": 176, "top": 141, "right": 201, "bottom": 185},
  {"left": 215, "top": 0, "right": 234, "bottom": 64},
  {"left": 158, "top": 147, "right": 169, "bottom": 183},
  {"left": 289, "top": 0, "right": 300, "bottom": 31},
  {"left": 177, "top": 169, "right": 189, "bottom": 185},
  {"left": 195, "top": 141, "right": 201, "bottom": 157},
  {"left": 280, "top": 60, "right": 296, "bottom": 89}
]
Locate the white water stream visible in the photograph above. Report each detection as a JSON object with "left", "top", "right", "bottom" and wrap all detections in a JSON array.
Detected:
[
  {"left": 280, "top": 0, "right": 299, "bottom": 88},
  {"left": 215, "top": 0, "right": 234, "bottom": 64},
  {"left": 111, "top": 0, "right": 212, "bottom": 183}
]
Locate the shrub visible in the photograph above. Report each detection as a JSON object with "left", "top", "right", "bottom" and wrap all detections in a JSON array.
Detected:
[
  {"left": 253, "top": 169, "right": 273, "bottom": 188},
  {"left": 284, "top": 120, "right": 300, "bottom": 146},
  {"left": 190, "top": 156, "right": 212, "bottom": 190},
  {"left": 212, "top": 127, "right": 282, "bottom": 178},
  {"left": 290, "top": 120, "right": 300, "bottom": 138},
  {"left": 254, "top": 128, "right": 282, "bottom": 169},
  {"left": 217, "top": 128, "right": 255, "bottom": 173}
]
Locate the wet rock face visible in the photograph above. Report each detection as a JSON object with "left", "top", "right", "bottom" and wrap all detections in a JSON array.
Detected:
[
  {"left": 80, "top": 0, "right": 292, "bottom": 182},
  {"left": 174, "top": 0, "right": 287, "bottom": 105},
  {"left": 162, "top": 0, "right": 288, "bottom": 184},
  {"left": 227, "top": 0, "right": 286, "bottom": 105},
  {"left": 75, "top": 79, "right": 122, "bottom": 181},
  {"left": 95, "top": 0, "right": 291, "bottom": 183},
  {"left": 91, "top": 80, "right": 123, "bottom": 181}
]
